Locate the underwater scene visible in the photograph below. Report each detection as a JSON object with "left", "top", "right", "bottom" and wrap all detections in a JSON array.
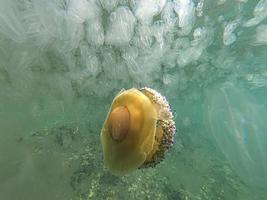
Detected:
[{"left": 0, "top": 0, "right": 267, "bottom": 199}]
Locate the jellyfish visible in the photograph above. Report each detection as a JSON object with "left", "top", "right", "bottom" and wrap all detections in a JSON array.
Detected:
[{"left": 100, "top": 87, "right": 176, "bottom": 176}]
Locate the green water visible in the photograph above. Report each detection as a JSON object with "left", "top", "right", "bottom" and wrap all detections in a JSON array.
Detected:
[{"left": 0, "top": 0, "right": 267, "bottom": 199}]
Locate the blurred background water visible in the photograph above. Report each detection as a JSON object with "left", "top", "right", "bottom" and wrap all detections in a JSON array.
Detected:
[{"left": 0, "top": 0, "right": 267, "bottom": 199}]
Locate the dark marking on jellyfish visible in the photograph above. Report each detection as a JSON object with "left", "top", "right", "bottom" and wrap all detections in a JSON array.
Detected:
[{"left": 140, "top": 119, "right": 175, "bottom": 169}]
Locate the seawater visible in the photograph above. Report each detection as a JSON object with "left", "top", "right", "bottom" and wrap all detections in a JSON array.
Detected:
[{"left": 0, "top": 0, "right": 266, "bottom": 199}]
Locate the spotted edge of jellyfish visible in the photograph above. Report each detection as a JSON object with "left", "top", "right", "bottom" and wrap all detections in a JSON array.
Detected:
[{"left": 139, "top": 87, "right": 176, "bottom": 168}]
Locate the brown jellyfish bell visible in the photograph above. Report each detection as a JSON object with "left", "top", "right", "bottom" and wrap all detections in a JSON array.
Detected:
[{"left": 100, "top": 87, "right": 176, "bottom": 176}]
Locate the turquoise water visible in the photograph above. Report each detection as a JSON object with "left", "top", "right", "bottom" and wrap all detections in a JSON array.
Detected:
[{"left": 0, "top": 0, "right": 267, "bottom": 199}]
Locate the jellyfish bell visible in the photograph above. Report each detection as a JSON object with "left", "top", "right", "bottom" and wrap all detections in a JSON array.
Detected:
[
  {"left": 108, "top": 106, "right": 130, "bottom": 141},
  {"left": 100, "top": 87, "right": 176, "bottom": 176}
]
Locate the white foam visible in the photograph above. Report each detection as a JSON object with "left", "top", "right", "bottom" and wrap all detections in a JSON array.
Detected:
[
  {"left": 196, "top": 0, "right": 204, "bottom": 17},
  {"left": 135, "top": 0, "right": 166, "bottom": 24},
  {"left": 243, "top": 0, "right": 267, "bottom": 27},
  {"left": 255, "top": 24, "right": 267, "bottom": 45},
  {"left": 173, "top": 0, "right": 195, "bottom": 35},
  {"left": 80, "top": 43, "right": 101, "bottom": 77},
  {"left": 105, "top": 6, "right": 136, "bottom": 46},
  {"left": 99, "top": 0, "right": 119, "bottom": 12},
  {"left": 223, "top": 19, "right": 240, "bottom": 45},
  {"left": 0, "top": 0, "right": 26, "bottom": 42}
]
